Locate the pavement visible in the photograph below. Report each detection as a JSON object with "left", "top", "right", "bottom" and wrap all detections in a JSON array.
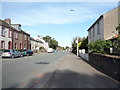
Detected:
[{"left": 41, "top": 53, "right": 120, "bottom": 88}]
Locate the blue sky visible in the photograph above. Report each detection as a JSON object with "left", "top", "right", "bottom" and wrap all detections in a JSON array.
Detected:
[{"left": 2, "top": 2, "right": 118, "bottom": 47}]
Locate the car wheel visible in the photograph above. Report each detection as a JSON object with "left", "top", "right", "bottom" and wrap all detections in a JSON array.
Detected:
[{"left": 12, "top": 55, "right": 14, "bottom": 58}]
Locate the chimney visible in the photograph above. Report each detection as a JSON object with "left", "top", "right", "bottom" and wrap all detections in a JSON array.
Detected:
[{"left": 4, "top": 18, "right": 11, "bottom": 25}]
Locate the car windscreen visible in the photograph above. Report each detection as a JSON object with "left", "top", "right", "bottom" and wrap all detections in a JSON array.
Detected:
[{"left": 4, "top": 50, "right": 10, "bottom": 52}]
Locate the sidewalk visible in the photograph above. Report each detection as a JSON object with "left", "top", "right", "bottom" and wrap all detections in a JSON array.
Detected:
[{"left": 42, "top": 53, "right": 120, "bottom": 88}]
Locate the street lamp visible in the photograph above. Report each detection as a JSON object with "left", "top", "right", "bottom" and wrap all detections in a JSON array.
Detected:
[
  {"left": 70, "top": 9, "right": 79, "bottom": 56},
  {"left": 75, "top": 37, "right": 79, "bottom": 56}
]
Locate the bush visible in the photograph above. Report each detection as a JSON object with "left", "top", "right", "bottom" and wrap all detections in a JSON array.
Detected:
[
  {"left": 39, "top": 47, "right": 46, "bottom": 52},
  {"left": 88, "top": 39, "right": 112, "bottom": 54}
]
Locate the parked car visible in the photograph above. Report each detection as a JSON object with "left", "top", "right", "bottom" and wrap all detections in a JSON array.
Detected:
[
  {"left": 54, "top": 49, "right": 58, "bottom": 52},
  {"left": 2, "top": 49, "right": 22, "bottom": 58},
  {"left": 19, "top": 49, "right": 34, "bottom": 56},
  {"left": 47, "top": 48, "right": 54, "bottom": 53}
]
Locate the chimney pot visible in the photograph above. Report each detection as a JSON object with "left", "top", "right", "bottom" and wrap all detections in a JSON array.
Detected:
[{"left": 4, "top": 18, "right": 11, "bottom": 24}]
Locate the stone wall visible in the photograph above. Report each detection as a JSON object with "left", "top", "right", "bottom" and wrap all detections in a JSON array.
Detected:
[{"left": 89, "top": 53, "right": 120, "bottom": 81}]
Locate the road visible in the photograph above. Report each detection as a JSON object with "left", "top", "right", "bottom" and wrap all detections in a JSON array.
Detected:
[
  {"left": 2, "top": 51, "right": 68, "bottom": 88},
  {"left": 1, "top": 51, "right": 120, "bottom": 88}
]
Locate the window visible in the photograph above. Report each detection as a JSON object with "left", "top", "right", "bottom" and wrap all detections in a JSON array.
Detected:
[
  {"left": 97, "top": 22, "right": 100, "bottom": 34},
  {"left": 24, "top": 44, "right": 26, "bottom": 49},
  {"left": 9, "top": 29, "right": 12, "bottom": 38},
  {"left": 24, "top": 35, "right": 27, "bottom": 40},
  {"left": 1, "top": 41, "right": 5, "bottom": 49},
  {"left": 89, "top": 30, "right": 91, "bottom": 39},
  {"left": 15, "top": 32, "right": 18, "bottom": 39},
  {"left": 14, "top": 32, "right": 18, "bottom": 39},
  {"left": 1, "top": 27, "right": 5, "bottom": 37},
  {"left": 28, "top": 37, "right": 30, "bottom": 41},
  {"left": 93, "top": 26, "right": 95, "bottom": 37}
]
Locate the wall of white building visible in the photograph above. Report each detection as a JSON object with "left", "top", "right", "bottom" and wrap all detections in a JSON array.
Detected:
[
  {"left": 88, "top": 6, "right": 119, "bottom": 44},
  {"left": 88, "top": 17, "right": 104, "bottom": 44},
  {"left": 34, "top": 36, "right": 49, "bottom": 50}
]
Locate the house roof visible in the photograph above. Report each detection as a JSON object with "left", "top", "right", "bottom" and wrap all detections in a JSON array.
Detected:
[
  {"left": 30, "top": 37, "right": 43, "bottom": 43},
  {"left": 0, "top": 19, "right": 14, "bottom": 29},
  {"left": 30, "top": 37, "right": 36, "bottom": 41},
  {"left": 87, "top": 6, "right": 120, "bottom": 32},
  {"left": 87, "top": 15, "right": 103, "bottom": 31},
  {"left": 21, "top": 29, "right": 30, "bottom": 36},
  {"left": 0, "top": 19, "right": 30, "bottom": 35},
  {"left": 11, "top": 24, "right": 21, "bottom": 26}
]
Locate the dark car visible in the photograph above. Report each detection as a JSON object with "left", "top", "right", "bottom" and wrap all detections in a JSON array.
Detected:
[{"left": 20, "top": 49, "right": 34, "bottom": 56}]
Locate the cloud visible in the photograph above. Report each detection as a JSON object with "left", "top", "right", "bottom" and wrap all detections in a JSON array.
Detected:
[{"left": 10, "top": 6, "right": 101, "bottom": 26}]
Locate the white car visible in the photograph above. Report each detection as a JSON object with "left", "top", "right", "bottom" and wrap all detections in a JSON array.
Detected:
[
  {"left": 2, "top": 49, "right": 22, "bottom": 58},
  {"left": 47, "top": 48, "right": 54, "bottom": 53}
]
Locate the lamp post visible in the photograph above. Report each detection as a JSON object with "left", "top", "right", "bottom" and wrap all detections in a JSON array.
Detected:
[
  {"left": 70, "top": 9, "right": 79, "bottom": 56},
  {"left": 76, "top": 37, "right": 79, "bottom": 56}
]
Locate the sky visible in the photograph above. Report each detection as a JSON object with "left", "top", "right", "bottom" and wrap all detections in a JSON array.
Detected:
[{"left": 1, "top": 1, "right": 119, "bottom": 47}]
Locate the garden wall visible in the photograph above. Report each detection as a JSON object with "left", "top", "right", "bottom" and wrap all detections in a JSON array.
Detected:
[{"left": 89, "top": 53, "right": 120, "bottom": 81}]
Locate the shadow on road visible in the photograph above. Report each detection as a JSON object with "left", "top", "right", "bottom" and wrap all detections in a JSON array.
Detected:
[
  {"left": 35, "top": 62, "right": 49, "bottom": 64},
  {"left": 3, "top": 69, "right": 120, "bottom": 89}
]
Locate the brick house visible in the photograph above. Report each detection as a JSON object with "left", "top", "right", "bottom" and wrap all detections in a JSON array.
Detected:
[
  {"left": 11, "top": 23, "right": 30, "bottom": 49},
  {"left": 21, "top": 30, "right": 30, "bottom": 49}
]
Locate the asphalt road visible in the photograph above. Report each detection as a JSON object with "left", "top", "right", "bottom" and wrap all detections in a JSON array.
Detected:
[
  {"left": 2, "top": 51, "right": 69, "bottom": 88},
  {"left": 1, "top": 51, "right": 120, "bottom": 88}
]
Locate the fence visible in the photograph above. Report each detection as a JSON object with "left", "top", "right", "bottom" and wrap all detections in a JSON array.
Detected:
[{"left": 104, "top": 48, "right": 120, "bottom": 56}]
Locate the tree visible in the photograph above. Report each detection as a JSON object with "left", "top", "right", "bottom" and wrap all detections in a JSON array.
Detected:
[
  {"left": 65, "top": 46, "right": 69, "bottom": 49},
  {"left": 71, "top": 36, "right": 83, "bottom": 54},
  {"left": 49, "top": 39, "right": 58, "bottom": 49},
  {"left": 43, "top": 36, "right": 51, "bottom": 44},
  {"left": 62, "top": 47, "right": 65, "bottom": 50},
  {"left": 43, "top": 35, "right": 58, "bottom": 49},
  {"left": 79, "top": 37, "right": 88, "bottom": 52}
]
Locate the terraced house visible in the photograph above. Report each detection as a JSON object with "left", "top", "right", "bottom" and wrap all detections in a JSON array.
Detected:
[
  {"left": 0, "top": 18, "right": 30, "bottom": 50},
  {"left": 30, "top": 37, "right": 44, "bottom": 51},
  {"left": 88, "top": 6, "right": 120, "bottom": 44},
  {"left": 0, "top": 19, "right": 13, "bottom": 49},
  {"left": 11, "top": 23, "right": 30, "bottom": 49}
]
